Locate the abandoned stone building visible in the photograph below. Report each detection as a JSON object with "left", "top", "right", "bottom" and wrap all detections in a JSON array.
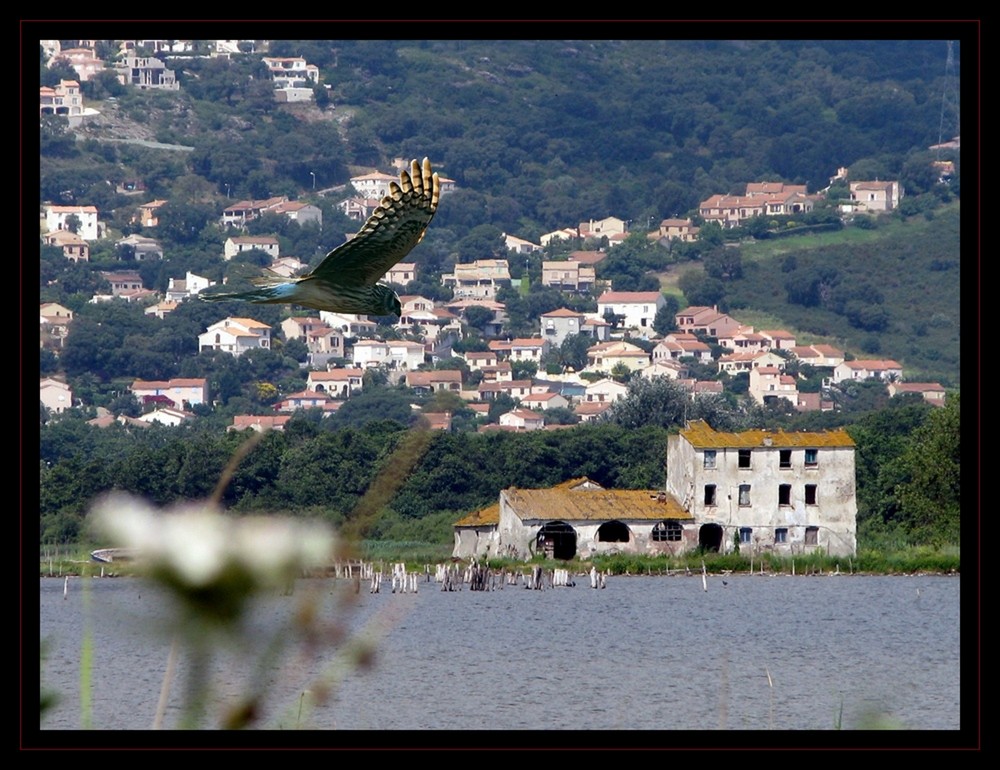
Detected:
[
  {"left": 453, "top": 420, "right": 858, "bottom": 560},
  {"left": 665, "top": 420, "right": 857, "bottom": 557}
]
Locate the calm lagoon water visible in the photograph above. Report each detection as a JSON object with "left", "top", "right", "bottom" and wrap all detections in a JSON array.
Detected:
[{"left": 39, "top": 573, "right": 960, "bottom": 732}]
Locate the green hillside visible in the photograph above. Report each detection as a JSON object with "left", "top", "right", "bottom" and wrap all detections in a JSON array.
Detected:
[{"left": 722, "top": 205, "right": 962, "bottom": 386}]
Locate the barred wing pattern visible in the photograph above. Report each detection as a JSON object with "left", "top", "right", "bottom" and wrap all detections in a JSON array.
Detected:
[{"left": 306, "top": 157, "right": 440, "bottom": 287}]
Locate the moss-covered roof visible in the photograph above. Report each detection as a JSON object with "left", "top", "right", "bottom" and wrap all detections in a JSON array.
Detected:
[
  {"left": 679, "top": 419, "right": 855, "bottom": 449},
  {"left": 504, "top": 487, "right": 692, "bottom": 522},
  {"left": 453, "top": 502, "right": 500, "bottom": 527}
]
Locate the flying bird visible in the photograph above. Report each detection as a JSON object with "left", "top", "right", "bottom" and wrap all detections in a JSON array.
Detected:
[{"left": 202, "top": 158, "right": 440, "bottom": 317}]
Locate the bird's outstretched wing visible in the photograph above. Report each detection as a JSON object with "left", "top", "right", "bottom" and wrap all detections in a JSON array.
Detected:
[{"left": 307, "top": 157, "right": 440, "bottom": 287}]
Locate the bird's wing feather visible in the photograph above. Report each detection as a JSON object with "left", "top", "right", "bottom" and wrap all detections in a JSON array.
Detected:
[{"left": 307, "top": 158, "right": 440, "bottom": 287}]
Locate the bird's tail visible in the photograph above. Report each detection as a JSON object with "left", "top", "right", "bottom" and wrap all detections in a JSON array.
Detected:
[{"left": 201, "top": 276, "right": 297, "bottom": 304}]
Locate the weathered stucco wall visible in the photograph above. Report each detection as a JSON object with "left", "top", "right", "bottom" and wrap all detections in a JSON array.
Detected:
[{"left": 666, "top": 430, "right": 857, "bottom": 556}]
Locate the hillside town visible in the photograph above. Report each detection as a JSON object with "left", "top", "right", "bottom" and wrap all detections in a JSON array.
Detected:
[{"left": 38, "top": 38, "right": 962, "bottom": 562}]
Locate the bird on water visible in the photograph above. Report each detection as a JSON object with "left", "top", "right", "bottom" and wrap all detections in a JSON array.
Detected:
[{"left": 202, "top": 158, "right": 440, "bottom": 318}]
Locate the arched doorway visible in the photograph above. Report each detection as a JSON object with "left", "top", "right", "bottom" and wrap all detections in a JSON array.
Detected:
[
  {"left": 536, "top": 521, "right": 577, "bottom": 560},
  {"left": 698, "top": 523, "right": 724, "bottom": 552},
  {"left": 596, "top": 520, "right": 631, "bottom": 543}
]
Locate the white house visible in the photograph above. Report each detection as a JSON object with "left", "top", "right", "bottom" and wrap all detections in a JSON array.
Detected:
[
  {"left": 40, "top": 79, "right": 83, "bottom": 118},
  {"left": 224, "top": 236, "right": 280, "bottom": 261},
  {"left": 541, "top": 261, "right": 596, "bottom": 293},
  {"left": 716, "top": 350, "right": 786, "bottom": 375},
  {"left": 849, "top": 180, "right": 903, "bottom": 213},
  {"left": 44, "top": 205, "right": 101, "bottom": 241},
  {"left": 586, "top": 341, "right": 650, "bottom": 374},
  {"left": 352, "top": 340, "right": 391, "bottom": 368},
  {"left": 40, "top": 378, "right": 73, "bottom": 414},
  {"left": 584, "top": 378, "right": 629, "bottom": 404},
  {"left": 306, "top": 368, "right": 364, "bottom": 398},
  {"left": 498, "top": 409, "right": 545, "bottom": 431},
  {"left": 165, "top": 272, "right": 214, "bottom": 302},
  {"left": 789, "top": 345, "right": 845, "bottom": 369},
  {"left": 597, "top": 291, "right": 666, "bottom": 332},
  {"left": 519, "top": 391, "right": 570, "bottom": 411},
  {"left": 748, "top": 366, "right": 799, "bottom": 406},
  {"left": 384, "top": 263, "right": 417, "bottom": 286},
  {"left": 510, "top": 338, "right": 549, "bottom": 363},
  {"left": 579, "top": 216, "right": 627, "bottom": 238},
  {"left": 654, "top": 334, "right": 713, "bottom": 364},
  {"left": 137, "top": 407, "right": 193, "bottom": 427},
  {"left": 198, "top": 318, "right": 271, "bottom": 356},
  {"left": 442, "top": 260, "right": 511, "bottom": 300},
  {"left": 503, "top": 233, "right": 542, "bottom": 253},
  {"left": 349, "top": 170, "right": 399, "bottom": 200},
  {"left": 832, "top": 360, "right": 903, "bottom": 384},
  {"left": 387, "top": 340, "right": 427, "bottom": 370},
  {"left": 269, "top": 200, "right": 322, "bottom": 228},
  {"left": 130, "top": 378, "right": 208, "bottom": 408}
]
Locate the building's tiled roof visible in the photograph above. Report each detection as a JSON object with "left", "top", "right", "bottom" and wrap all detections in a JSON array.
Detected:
[
  {"left": 567, "top": 250, "right": 607, "bottom": 264},
  {"left": 574, "top": 401, "right": 612, "bottom": 416},
  {"left": 229, "top": 317, "right": 272, "bottom": 329},
  {"left": 454, "top": 502, "right": 500, "bottom": 527},
  {"left": 598, "top": 291, "right": 663, "bottom": 303},
  {"left": 679, "top": 419, "right": 854, "bottom": 449},
  {"left": 309, "top": 369, "right": 363, "bottom": 381},
  {"left": 504, "top": 487, "right": 692, "bottom": 522},
  {"left": 407, "top": 370, "right": 462, "bottom": 386},
  {"left": 892, "top": 382, "right": 946, "bottom": 393},
  {"left": 231, "top": 415, "right": 292, "bottom": 429},
  {"left": 841, "top": 359, "right": 902, "bottom": 370},
  {"left": 131, "top": 378, "right": 207, "bottom": 390}
]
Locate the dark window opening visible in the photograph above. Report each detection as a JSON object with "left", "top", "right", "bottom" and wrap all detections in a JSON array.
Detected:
[
  {"left": 805, "top": 526, "right": 819, "bottom": 545},
  {"left": 775, "top": 527, "right": 788, "bottom": 544},
  {"left": 805, "top": 484, "right": 818, "bottom": 505},
  {"left": 804, "top": 448, "right": 818, "bottom": 467},
  {"left": 739, "top": 527, "right": 752, "bottom": 544},
  {"left": 652, "top": 521, "right": 682, "bottom": 542},
  {"left": 779, "top": 449, "right": 792, "bottom": 469},
  {"left": 738, "top": 449, "right": 752, "bottom": 469},
  {"left": 704, "top": 484, "right": 717, "bottom": 506},
  {"left": 778, "top": 484, "right": 792, "bottom": 506}
]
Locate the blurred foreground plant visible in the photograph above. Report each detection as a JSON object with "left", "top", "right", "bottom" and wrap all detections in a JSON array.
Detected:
[
  {"left": 84, "top": 426, "right": 433, "bottom": 729},
  {"left": 90, "top": 493, "right": 335, "bottom": 729}
]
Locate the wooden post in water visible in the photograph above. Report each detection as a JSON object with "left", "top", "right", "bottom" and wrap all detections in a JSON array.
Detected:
[
  {"left": 63, "top": 576, "right": 69, "bottom": 599},
  {"left": 701, "top": 560, "right": 708, "bottom": 592}
]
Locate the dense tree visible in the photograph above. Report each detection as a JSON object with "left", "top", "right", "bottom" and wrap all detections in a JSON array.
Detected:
[
  {"left": 607, "top": 377, "right": 689, "bottom": 429},
  {"left": 653, "top": 295, "right": 680, "bottom": 332},
  {"left": 892, "top": 394, "right": 960, "bottom": 544},
  {"left": 678, "top": 272, "right": 725, "bottom": 308}
]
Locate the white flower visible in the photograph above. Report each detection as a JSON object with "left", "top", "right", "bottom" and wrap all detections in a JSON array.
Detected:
[{"left": 90, "top": 493, "right": 335, "bottom": 606}]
